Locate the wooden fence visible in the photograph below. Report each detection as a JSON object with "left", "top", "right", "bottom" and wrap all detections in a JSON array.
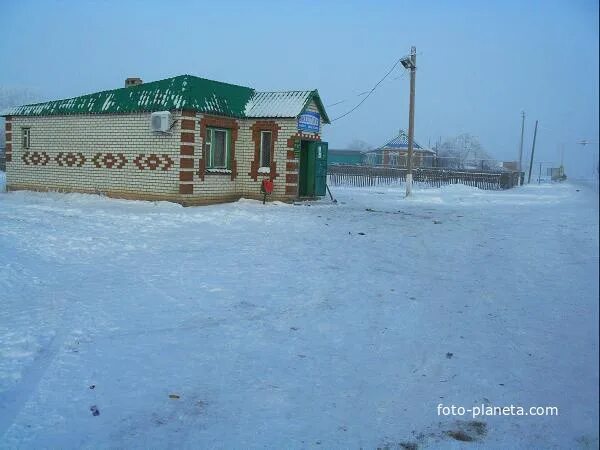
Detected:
[{"left": 327, "top": 165, "right": 521, "bottom": 190}]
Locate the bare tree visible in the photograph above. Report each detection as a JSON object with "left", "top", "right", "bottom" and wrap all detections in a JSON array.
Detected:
[
  {"left": 347, "top": 139, "right": 373, "bottom": 151},
  {"left": 437, "top": 133, "right": 495, "bottom": 169}
]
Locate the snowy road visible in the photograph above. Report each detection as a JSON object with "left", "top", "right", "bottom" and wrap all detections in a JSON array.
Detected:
[{"left": 1, "top": 173, "right": 598, "bottom": 449}]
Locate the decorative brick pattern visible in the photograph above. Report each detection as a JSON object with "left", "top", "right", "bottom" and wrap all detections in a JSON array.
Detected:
[
  {"left": 6, "top": 99, "right": 325, "bottom": 205},
  {"left": 249, "top": 121, "right": 280, "bottom": 181},
  {"left": 6, "top": 113, "right": 181, "bottom": 199},
  {"left": 286, "top": 132, "right": 321, "bottom": 148},
  {"left": 133, "top": 154, "right": 174, "bottom": 171},
  {"left": 92, "top": 152, "right": 127, "bottom": 169},
  {"left": 178, "top": 114, "right": 198, "bottom": 195},
  {"left": 55, "top": 152, "right": 86, "bottom": 167},
  {"left": 22, "top": 151, "right": 50, "bottom": 166}
]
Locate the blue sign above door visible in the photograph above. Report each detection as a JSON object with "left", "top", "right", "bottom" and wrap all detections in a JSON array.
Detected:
[{"left": 298, "top": 111, "right": 320, "bottom": 133}]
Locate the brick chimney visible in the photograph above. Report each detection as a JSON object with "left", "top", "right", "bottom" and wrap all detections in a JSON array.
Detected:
[{"left": 125, "top": 77, "right": 143, "bottom": 88}]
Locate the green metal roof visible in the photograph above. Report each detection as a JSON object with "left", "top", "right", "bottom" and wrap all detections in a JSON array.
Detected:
[{"left": 2, "top": 74, "right": 330, "bottom": 123}]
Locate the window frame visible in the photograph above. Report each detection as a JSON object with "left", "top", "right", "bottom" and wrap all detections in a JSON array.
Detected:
[
  {"left": 22, "top": 127, "right": 31, "bottom": 150},
  {"left": 259, "top": 130, "right": 272, "bottom": 169},
  {"left": 205, "top": 127, "right": 231, "bottom": 170}
]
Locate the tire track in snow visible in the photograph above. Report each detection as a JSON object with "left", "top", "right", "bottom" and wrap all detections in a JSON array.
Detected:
[{"left": 0, "top": 263, "right": 78, "bottom": 438}]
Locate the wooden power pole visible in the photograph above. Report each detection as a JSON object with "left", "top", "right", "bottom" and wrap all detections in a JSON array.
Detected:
[
  {"left": 528, "top": 120, "right": 538, "bottom": 184},
  {"left": 405, "top": 46, "right": 417, "bottom": 196}
]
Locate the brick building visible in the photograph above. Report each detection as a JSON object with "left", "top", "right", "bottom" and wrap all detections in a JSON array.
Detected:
[
  {"left": 364, "top": 130, "right": 434, "bottom": 167},
  {"left": 1, "top": 75, "right": 330, "bottom": 205}
]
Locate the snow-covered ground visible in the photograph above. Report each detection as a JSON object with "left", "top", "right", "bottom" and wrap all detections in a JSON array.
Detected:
[{"left": 1, "top": 172, "right": 598, "bottom": 449}]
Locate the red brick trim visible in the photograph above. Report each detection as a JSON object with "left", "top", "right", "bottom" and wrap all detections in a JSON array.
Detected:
[
  {"left": 133, "top": 154, "right": 174, "bottom": 171},
  {"left": 181, "top": 119, "right": 195, "bottom": 130},
  {"left": 199, "top": 115, "right": 239, "bottom": 181},
  {"left": 179, "top": 184, "right": 193, "bottom": 194},
  {"left": 286, "top": 161, "right": 298, "bottom": 171},
  {"left": 287, "top": 132, "right": 321, "bottom": 149},
  {"left": 197, "top": 158, "right": 206, "bottom": 181},
  {"left": 22, "top": 151, "right": 51, "bottom": 166},
  {"left": 178, "top": 112, "right": 198, "bottom": 194},
  {"left": 4, "top": 117, "right": 12, "bottom": 162},
  {"left": 249, "top": 121, "right": 281, "bottom": 181},
  {"left": 180, "top": 157, "right": 194, "bottom": 169},
  {"left": 285, "top": 185, "right": 297, "bottom": 196},
  {"left": 287, "top": 150, "right": 296, "bottom": 159},
  {"left": 181, "top": 132, "right": 195, "bottom": 143},
  {"left": 180, "top": 145, "right": 194, "bottom": 156},
  {"left": 179, "top": 171, "right": 194, "bottom": 181},
  {"left": 286, "top": 173, "right": 298, "bottom": 184}
]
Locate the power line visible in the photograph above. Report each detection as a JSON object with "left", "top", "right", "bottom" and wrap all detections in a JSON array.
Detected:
[
  {"left": 326, "top": 74, "right": 404, "bottom": 108},
  {"left": 330, "top": 56, "right": 406, "bottom": 122}
]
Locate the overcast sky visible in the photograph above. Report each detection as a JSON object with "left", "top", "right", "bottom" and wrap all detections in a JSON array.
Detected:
[{"left": 1, "top": 0, "right": 598, "bottom": 177}]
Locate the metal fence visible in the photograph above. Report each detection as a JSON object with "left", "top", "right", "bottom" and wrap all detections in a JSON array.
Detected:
[{"left": 327, "top": 165, "right": 522, "bottom": 190}]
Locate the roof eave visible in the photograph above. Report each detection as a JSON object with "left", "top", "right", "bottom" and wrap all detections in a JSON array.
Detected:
[{"left": 302, "top": 90, "right": 331, "bottom": 124}]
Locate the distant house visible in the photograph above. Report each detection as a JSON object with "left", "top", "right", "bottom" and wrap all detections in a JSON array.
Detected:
[
  {"left": 328, "top": 149, "right": 365, "bottom": 165},
  {"left": 1, "top": 74, "right": 331, "bottom": 205},
  {"left": 364, "top": 130, "right": 435, "bottom": 167}
]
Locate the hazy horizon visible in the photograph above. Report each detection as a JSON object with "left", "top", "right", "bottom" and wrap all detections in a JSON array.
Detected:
[{"left": 1, "top": 0, "right": 598, "bottom": 177}]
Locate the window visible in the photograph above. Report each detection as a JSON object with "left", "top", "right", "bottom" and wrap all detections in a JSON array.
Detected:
[
  {"left": 205, "top": 127, "right": 230, "bottom": 170},
  {"left": 22, "top": 128, "right": 31, "bottom": 149},
  {"left": 260, "top": 131, "right": 272, "bottom": 168}
]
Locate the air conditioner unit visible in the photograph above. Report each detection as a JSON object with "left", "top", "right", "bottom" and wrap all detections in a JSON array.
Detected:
[{"left": 150, "top": 111, "right": 171, "bottom": 132}]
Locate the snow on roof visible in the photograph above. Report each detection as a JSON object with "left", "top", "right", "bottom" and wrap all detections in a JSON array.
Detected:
[
  {"left": 367, "top": 130, "right": 435, "bottom": 154},
  {"left": 2, "top": 75, "right": 330, "bottom": 123},
  {"left": 244, "top": 91, "right": 311, "bottom": 117},
  {"left": 244, "top": 90, "right": 330, "bottom": 123}
]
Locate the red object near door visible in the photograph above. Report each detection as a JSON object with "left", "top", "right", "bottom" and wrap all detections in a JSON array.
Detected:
[{"left": 261, "top": 179, "right": 274, "bottom": 194}]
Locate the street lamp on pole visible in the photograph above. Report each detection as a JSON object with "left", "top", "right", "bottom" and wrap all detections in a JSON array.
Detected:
[{"left": 401, "top": 47, "right": 417, "bottom": 197}]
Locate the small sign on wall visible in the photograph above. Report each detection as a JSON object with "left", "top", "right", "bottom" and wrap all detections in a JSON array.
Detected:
[{"left": 298, "top": 111, "right": 320, "bottom": 133}]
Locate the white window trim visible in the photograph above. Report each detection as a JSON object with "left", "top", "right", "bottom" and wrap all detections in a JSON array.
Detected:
[
  {"left": 259, "top": 130, "right": 272, "bottom": 169},
  {"left": 206, "top": 168, "right": 232, "bottom": 174}
]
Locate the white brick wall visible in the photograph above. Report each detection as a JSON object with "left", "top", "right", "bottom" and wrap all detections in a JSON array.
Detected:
[
  {"left": 5, "top": 103, "right": 326, "bottom": 205},
  {"left": 6, "top": 112, "right": 182, "bottom": 199}
]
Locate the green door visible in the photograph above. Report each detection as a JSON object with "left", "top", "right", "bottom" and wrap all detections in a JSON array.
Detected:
[
  {"left": 315, "top": 141, "right": 328, "bottom": 196},
  {"left": 299, "top": 141, "right": 316, "bottom": 197}
]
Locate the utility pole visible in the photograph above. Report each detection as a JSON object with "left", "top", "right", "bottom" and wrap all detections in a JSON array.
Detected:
[
  {"left": 528, "top": 119, "right": 538, "bottom": 184},
  {"left": 518, "top": 111, "right": 525, "bottom": 184},
  {"left": 402, "top": 46, "right": 417, "bottom": 196}
]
